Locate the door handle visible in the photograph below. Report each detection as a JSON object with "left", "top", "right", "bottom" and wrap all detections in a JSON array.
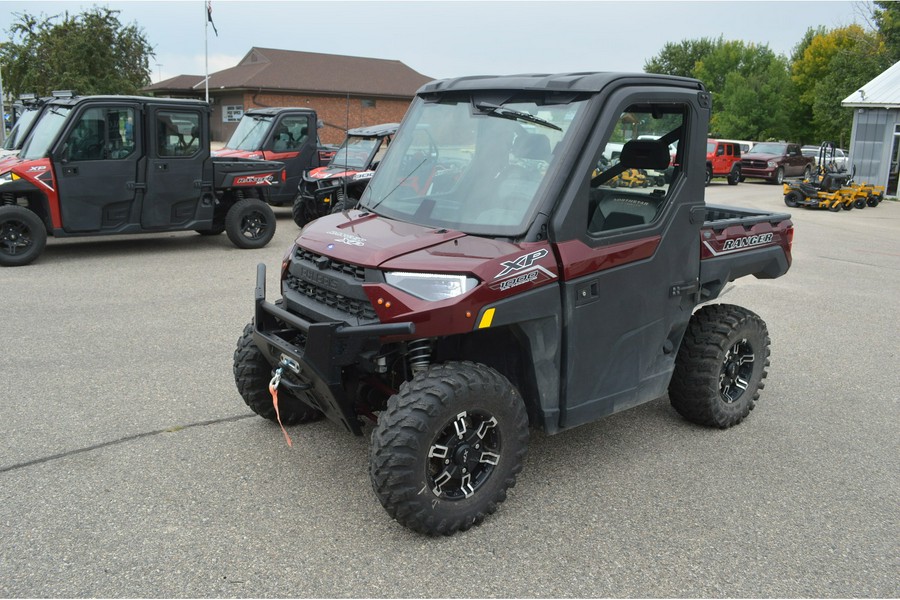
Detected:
[
  {"left": 63, "top": 166, "right": 79, "bottom": 176},
  {"left": 156, "top": 163, "right": 168, "bottom": 171}
]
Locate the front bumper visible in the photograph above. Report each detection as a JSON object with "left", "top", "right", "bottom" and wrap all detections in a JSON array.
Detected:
[
  {"left": 740, "top": 166, "right": 776, "bottom": 180},
  {"left": 298, "top": 177, "right": 345, "bottom": 206},
  {"left": 252, "top": 263, "right": 414, "bottom": 435}
]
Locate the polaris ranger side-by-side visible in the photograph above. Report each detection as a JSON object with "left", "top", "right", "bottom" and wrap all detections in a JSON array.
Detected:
[
  {"left": 292, "top": 122, "right": 398, "bottom": 227},
  {"left": 213, "top": 107, "right": 337, "bottom": 207},
  {"left": 0, "top": 95, "right": 286, "bottom": 266},
  {"left": 234, "top": 73, "right": 794, "bottom": 535}
]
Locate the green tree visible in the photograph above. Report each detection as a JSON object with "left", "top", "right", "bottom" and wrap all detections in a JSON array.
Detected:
[
  {"left": 0, "top": 7, "right": 154, "bottom": 97},
  {"left": 791, "top": 24, "right": 889, "bottom": 145},
  {"left": 872, "top": 0, "right": 900, "bottom": 62},
  {"left": 694, "top": 41, "right": 796, "bottom": 140},
  {"left": 643, "top": 37, "right": 720, "bottom": 77}
]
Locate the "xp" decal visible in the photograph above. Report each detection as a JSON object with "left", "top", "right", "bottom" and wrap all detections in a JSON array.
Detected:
[{"left": 495, "top": 248, "right": 549, "bottom": 278}]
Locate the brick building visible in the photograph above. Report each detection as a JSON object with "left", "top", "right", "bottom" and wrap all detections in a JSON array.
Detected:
[{"left": 144, "top": 47, "right": 433, "bottom": 144}]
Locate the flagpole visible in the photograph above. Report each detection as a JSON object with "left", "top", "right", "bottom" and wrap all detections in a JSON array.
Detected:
[{"left": 204, "top": 0, "right": 209, "bottom": 103}]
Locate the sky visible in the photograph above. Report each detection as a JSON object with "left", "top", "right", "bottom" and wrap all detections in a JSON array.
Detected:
[{"left": 0, "top": 0, "right": 873, "bottom": 84}]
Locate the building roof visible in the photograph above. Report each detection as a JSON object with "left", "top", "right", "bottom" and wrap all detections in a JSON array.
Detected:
[
  {"left": 145, "top": 47, "right": 433, "bottom": 98},
  {"left": 842, "top": 60, "right": 900, "bottom": 107}
]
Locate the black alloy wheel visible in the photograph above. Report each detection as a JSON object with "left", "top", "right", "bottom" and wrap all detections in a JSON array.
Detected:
[
  {"left": 0, "top": 205, "right": 47, "bottom": 267},
  {"left": 225, "top": 198, "right": 276, "bottom": 249}
]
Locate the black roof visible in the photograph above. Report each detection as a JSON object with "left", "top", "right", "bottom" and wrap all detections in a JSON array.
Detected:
[
  {"left": 346, "top": 123, "right": 399, "bottom": 137},
  {"left": 244, "top": 107, "right": 318, "bottom": 117},
  {"left": 418, "top": 72, "right": 705, "bottom": 95},
  {"left": 47, "top": 95, "right": 210, "bottom": 108}
]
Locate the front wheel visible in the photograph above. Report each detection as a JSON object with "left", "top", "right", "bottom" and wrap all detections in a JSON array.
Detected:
[
  {"left": 705, "top": 165, "right": 712, "bottom": 186},
  {"left": 773, "top": 167, "right": 785, "bottom": 185},
  {"left": 370, "top": 361, "right": 529, "bottom": 535},
  {"left": 854, "top": 198, "right": 867, "bottom": 209},
  {"left": 803, "top": 165, "right": 812, "bottom": 181},
  {"left": 233, "top": 322, "right": 322, "bottom": 424},
  {"left": 784, "top": 191, "right": 801, "bottom": 208},
  {"left": 0, "top": 205, "right": 47, "bottom": 267},
  {"left": 668, "top": 304, "right": 770, "bottom": 428},
  {"left": 225, "top": 198, "right": 276, "bottom": 249}
]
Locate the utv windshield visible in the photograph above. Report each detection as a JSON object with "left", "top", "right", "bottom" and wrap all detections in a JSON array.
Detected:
[
  {"left": 226, "top": 115, "right": 273, "bottom": 151},
  {"left": 19, "top": 106, "right": 71, "bottom": 160},
  {"left": 3, "top": 107, "right": 41, "bottom": 151},
  {"left": 359, "top": 95, "right": 588, "bottom": 236},
  {"left": 329, "top": 136, "right": 381, "bottom": 170}
]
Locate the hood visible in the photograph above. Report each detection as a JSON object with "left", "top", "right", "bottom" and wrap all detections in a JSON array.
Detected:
[
  {"left": 309, "top": 165, "right": 361, "bottom": 180},
  {"left": 296, "top": 210, "right": 529, "bottom": 279},
  {"left": 741, "top": 152, "right": 780, "bottom": 161},
  {"left": 212, "top": 148, "right": 263, "bottom": 160}
]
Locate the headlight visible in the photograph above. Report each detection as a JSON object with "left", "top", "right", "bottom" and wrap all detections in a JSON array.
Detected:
[
  {"left": 0, "top": 171, "right": 18, "bottom": 185},
  {"left": 767, "top": 160, "right": 777, "bottom": 168},
  {"left": 385, "top": 272, "right": 478, "bottom": 301}
]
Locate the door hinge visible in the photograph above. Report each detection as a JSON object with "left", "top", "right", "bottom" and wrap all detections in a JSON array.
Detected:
[
  {"left": 126, "top": 182, "right": 147, "bottom": 191},
  {"left": 669, "top": 279, "right": 699, "bottom": 298}
]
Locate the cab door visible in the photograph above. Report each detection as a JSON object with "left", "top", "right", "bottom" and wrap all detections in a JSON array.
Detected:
[
  {"left": 552, "top": 90, "right": 706, "bottom": 430},
  {"left": 53, "top": 103, "right": 140, "bottom": 233},
  {"left": 142, "top": 105, "right": 211, "bottom": 229},
  {"left": 713, "top": 142, "right": 727, "bottom": 174},
  {"left": 263, "top": 112, "right": 316, "bottom": 204}
]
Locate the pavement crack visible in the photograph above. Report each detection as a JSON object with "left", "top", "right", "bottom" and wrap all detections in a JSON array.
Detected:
[{"left": 0, "top": 414, "right": 254, "bottom": 474}]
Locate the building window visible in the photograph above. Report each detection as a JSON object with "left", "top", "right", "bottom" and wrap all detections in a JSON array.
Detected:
[{"left": 361, "top": 99, "right": 376, "bottom": 109}]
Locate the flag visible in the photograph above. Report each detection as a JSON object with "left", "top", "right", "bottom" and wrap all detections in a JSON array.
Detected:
[{"left": 207, "top": 0, "right": 218, "bottom": 36}]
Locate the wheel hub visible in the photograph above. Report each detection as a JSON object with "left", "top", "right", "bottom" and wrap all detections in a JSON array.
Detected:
[
  {"left": 427, "top": 411, "right": 500, "bottom": 500},
  {"left": 720, "top": 339, "right": 754, "bottom": 403},
  {"left": 1, "top": 221, "right": 31, "bottom": 254}
]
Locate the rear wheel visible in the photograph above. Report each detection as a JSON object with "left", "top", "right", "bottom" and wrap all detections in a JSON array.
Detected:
[
  {"left": 727, "top": 166, "right": 740, "bottom": 185},
  {"left": 803, "top": 165, "right": 812, "bottom": 180},
  {"left": 0, "top": 205, "right": 47, "bottom": 267},
  {"left": 668, "top": 304, "right": 770, "bottom": 428},
  {"left": 233, "top": 322, "right": 322, "bottom": 424},
  {"left": 225, "top": 198, "right": 276, "bottom": 249},
  {"left": 828, "top": 202, "right": 842, "bottom": 212},
  {"left": 370, "top": 361, "right": 529, "bottom": 535}
]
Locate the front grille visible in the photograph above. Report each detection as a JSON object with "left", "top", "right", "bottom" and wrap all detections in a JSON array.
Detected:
[
  {"left": 742, "top": 159, "right": 769, "bottom": 169},
  {"left": 295, "top": 248, "right": 366, "bottom": 281},
  {"left": 286, "top": 249, "right": 377, "bottom": 322},
  {"left": 285, "top": 274, "right": 378, "bottom": 321}
]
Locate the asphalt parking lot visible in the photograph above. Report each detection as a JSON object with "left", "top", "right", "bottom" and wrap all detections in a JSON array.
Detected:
[{"left": 1, "top": 183, "right": 898, "bottom": 597}]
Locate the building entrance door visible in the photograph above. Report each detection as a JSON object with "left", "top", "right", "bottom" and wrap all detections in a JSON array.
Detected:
[{"left": 888, "top": 127, "right": 900, "bottom": 196}]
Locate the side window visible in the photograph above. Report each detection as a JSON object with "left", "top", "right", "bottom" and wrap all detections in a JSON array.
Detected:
[
  {"left": 273, "top": 116, "right": 309, "bottom": 151},
  {"left": 157, "top": 110, "right": 201, "bottom": 157},
  {"left": 109, "top": 108, "right": 136, "bottom": 159},
  {"left": 588, "top": 103, "right": 686, "bottom": 235},
  {"left": 66, "top": 107, "right": 135, "bottom": 161},
  {"left": 716, "top": 144, "right": 725, "bottom": 156}
]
